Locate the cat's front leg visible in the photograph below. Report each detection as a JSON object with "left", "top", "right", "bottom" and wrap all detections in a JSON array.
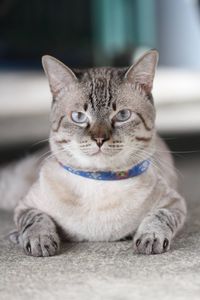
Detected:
[
  {"left": 133, "top": 191, "right": 186, "bottom": 255},
  {"left": 14, "top": 208, "right": 60, "bottom": 257}
]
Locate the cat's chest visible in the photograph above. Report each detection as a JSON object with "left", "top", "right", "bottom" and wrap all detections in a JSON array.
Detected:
[
  {"left": 44, "top": 167, "right": 153, "bottom": 208},
  {"left": 38, "top": 167, "right": 156, "bottom": 241}
]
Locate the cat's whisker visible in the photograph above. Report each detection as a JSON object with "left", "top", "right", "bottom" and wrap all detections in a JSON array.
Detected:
[
  {"left": 154, "top": 146, "right": 200, "bottom": 154},
  {"left": 131, "top": 152, "right": 160, "bottom": 173},
  {"left": 31, "top": 137, "right": 56, "bottom": 148},
  {"left": 130, "top": 152, "right": 177, "bottom": 187},
  {"left": 138, "top": 148, "right": 184, "bottom": 179},
  {"left": 37, "top": 150, "right": 52, "bottom": 164},
  {"left": 44, "top": 148, "right": 68, "bottom": 162},
  {"left": 130, "top": 146, "right": 175, "bottom": 176},
  {"left": 31, "top": 139, "right": 49, "bottom": 147}
]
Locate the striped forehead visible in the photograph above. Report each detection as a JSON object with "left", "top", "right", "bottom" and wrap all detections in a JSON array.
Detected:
[{"left": 87, "top": 70, "right": 115, "bottom": 110}]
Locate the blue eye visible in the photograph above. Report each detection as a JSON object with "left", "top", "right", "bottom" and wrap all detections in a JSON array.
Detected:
[
  {"left": 114, "top": 109, "right": 131, "bottom": 122},
  {"left": 71, "top": 112, "right": 88, "bottom": 124}
]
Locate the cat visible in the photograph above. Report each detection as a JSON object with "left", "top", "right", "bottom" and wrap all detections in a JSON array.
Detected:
[{"left": 1, "top": 50, "right": 187, "bottom": 256}]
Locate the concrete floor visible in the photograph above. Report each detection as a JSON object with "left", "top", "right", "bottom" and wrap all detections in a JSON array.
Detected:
[{"left": 0, "top": 155, "right": 200, "bottom": 300}]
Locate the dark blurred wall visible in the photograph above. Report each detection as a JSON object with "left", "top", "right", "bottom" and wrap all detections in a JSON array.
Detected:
[
  {"left": 0, "top": 0, "right": 158, "bottom": 69},
  {"left": 0, "top": 0, "right": 92, "bottom": 68}
]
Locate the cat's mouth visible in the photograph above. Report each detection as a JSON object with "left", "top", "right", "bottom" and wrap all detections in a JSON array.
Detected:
[
  {"left": 80, "top": 144, "right": 123, "bottom": 156},
  {"left": 90, "top": 149, "right": 103, "bottom": 156},
  {"left": 83, "top": 148, "right": 109, "bottom": 156}
]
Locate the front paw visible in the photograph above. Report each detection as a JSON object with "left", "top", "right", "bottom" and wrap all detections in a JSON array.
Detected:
[
  {"left": 19, "top": 230, "right": 60, "bottom": 257},
  {"left": 133, "top": 231, "right": 171, "bottom": 255}
]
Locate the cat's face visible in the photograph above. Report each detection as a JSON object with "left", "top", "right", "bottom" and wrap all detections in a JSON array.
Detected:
[{"left": 42, "top": 50, "right": 158, "bottom": 171}]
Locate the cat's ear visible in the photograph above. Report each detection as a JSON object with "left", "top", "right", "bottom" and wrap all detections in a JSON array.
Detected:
[
  {"left": 42, "top": 55, "right": 77, "bottom": 96},
  {"left": 125, "top": 50, "right": 159, "bottom": 94}
]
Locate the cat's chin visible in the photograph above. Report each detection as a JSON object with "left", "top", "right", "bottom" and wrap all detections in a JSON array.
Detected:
[{"left": 88, "top": 149, "right": 120, "bottom": 157}]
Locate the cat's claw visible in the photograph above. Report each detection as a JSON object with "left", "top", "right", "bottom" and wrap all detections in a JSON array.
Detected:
[
  {"left": 133, "top": 232, "right": 171, "bottom": 255},
  {"left": 20, "top": 232, "right": 60, "bottom": 257}
]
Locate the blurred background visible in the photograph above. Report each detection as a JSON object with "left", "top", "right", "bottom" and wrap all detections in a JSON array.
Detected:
[{"left": 0, "top": 0, "right": 200, "bottom": 163}]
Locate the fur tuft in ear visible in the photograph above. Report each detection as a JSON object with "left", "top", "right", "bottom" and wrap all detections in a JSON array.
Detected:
[
  {"left": 42, "top": 55, "right": 77, "bottom": 96},
  {"left": 125, "top": 50, "right": 159, "bottom": 94}
]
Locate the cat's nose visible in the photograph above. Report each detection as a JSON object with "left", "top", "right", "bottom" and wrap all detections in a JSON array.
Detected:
[
  {"left": 92, "top": 137, "right": 109, "bottom": 147},
  {"left": 90, "top": 122, "right": 111, "bottom": 147}
]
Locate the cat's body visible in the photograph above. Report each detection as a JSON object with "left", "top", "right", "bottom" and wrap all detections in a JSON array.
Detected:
[
  {"left": 2, "top": 50, "right": 187, "bottom": 256},
  {"left": 15, "top": 135, "right": 178, "bottom": 243}
]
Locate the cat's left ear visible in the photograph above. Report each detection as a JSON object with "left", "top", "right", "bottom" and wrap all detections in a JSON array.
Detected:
[
  {"left": 125, "top": 49, "right": 159, "bottom": 94},
  {"left": 42, "top": 55, "right": 77, "bottom": 96}
]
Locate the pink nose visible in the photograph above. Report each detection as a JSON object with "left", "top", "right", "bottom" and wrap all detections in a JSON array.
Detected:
[{"left": 92, "top": 137, "right": 108, "bottom": 147}]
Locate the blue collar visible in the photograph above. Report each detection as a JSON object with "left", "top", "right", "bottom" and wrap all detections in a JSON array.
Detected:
[{"left": 59, "top": 159, "right": 150, "bottom": 181}]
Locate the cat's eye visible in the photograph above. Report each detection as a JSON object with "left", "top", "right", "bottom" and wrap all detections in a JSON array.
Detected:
[
  {"left": 114, "top": 109, "right": 132, "bottom": 122},
  {"left": 71, "top": 111, "right": 88, "bottom": 124}
]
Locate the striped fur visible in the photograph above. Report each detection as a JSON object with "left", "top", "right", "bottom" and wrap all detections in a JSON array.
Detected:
[{"left": 14, "top": 208, "right": 60, "bottom": 256}]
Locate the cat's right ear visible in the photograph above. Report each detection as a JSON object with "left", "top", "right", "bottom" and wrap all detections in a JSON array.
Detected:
[
  {"left": 42, "top": 55, "right": 77, "bottom": 96},
  {"left": 125, "top": 50, "right": 159, "bottom": 94}
]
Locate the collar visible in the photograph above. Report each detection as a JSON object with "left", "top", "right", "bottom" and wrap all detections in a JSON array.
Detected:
[{"left": 58, "top": 159, "right": 150, "bottom": 181}]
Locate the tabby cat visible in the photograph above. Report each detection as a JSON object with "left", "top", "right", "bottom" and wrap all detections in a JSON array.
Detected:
[{"left": 3, "top": 50, "right": 187, "bottom": 256}]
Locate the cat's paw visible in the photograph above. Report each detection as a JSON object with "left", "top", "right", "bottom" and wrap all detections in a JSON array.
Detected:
[
  {"left": 19, "top": 231, "right": 60, "bottom": 257},
  {"left": 133, "top": 231, "right": 171, "bottom": 255}
]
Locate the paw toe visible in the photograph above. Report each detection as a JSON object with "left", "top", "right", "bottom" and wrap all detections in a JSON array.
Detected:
[
  {"left": 40, "top": 235, "right": 59, "bottom": 257},
  {"left": 22, "top": 233, "right": 60, "bottom": 257},
  {"left": 134, "top": 236, "right": 154, "bottom": 255},
  {"left": 134, "top": 233, "right": 171, "bottom": 255},
  {"left": 31, "top": 240, "right": 43, "bottom": 257}
]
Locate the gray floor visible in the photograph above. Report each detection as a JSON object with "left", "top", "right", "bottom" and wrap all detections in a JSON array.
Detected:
[{"left": 0, "top": 155, "right": 200, "bottom": 300}]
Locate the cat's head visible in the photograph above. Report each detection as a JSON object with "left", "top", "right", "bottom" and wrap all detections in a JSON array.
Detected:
[{"left": 42, "top": 50, "right": 158, "bottom": 171}]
